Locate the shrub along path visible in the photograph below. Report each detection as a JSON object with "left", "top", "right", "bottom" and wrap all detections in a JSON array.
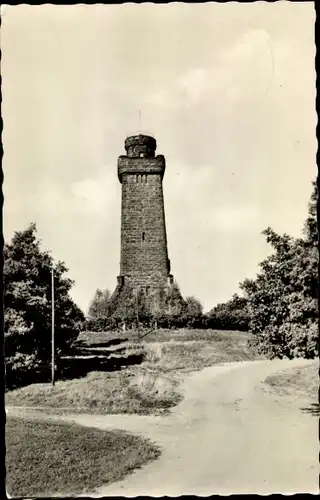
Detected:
[{"left": 7, "top": 358, "right": 318, "bottom": 496}]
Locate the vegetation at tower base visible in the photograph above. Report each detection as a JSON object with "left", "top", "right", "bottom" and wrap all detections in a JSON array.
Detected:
[
  {"left": 86, "top": 281, "right": 191, "bottom": 332},
  {"left": 85, "top": 281, "right": 209, "bottom": 331},
  {"left": 4, "top": 223, "right": 85, "bottom": 389},
  {"left": 87, "top": 288, "right": 111, "bottom": 320},
  {"left": 239, "top": 181, "right": 318, "bottom": 359}
]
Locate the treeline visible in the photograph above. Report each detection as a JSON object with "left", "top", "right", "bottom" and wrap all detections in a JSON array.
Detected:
[
  {"left": 86, "top": 289, "right": 250, "bottom": 332},
  {"left": 86, "top": 291, "right": 205, "bottom": 331}
]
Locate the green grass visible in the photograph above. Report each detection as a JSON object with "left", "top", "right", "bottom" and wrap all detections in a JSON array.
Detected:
[
  {"left": 263, "top": 361, "right": 318, "bottom": 402},
  {"left": 140, "top": 328, "right": 252, "bottom": 343},
  {"left": 79, "top": 328, "right": 252, "bottom": 345},
  {"left": 6, "top": 417, "right": 160, "bottom": 497},
  {"left": 6, "top": 329, "right": 261, "bottom": 415}
]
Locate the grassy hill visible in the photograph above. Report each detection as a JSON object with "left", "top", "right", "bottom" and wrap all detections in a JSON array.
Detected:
[{"left": 6, "top": 329, "right": 261, "bottom": 415}]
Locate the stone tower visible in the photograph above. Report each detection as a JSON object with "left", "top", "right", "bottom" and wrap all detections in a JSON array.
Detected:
[{"left": 110, "top": 134, "right": 184, "bottom": 318}]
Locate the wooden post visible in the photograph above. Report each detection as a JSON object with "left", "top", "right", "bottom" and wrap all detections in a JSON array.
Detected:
[{"left": 51, "top": 268, "right": 55, "bottom": 386}]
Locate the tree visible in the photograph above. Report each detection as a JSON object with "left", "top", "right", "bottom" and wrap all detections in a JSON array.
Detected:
[
  {"left": 165, "top": 283, "right": 185, "bottom": 316},
  {"left": 303, "top": 180, "right": 318, "bottom": 246},
  {"left": 207, "top": 294, "right": 250, "bottom": 331},
  {"left": 4, "top": 223, "right": 84, "bottom": 386},
  {"left": 240, "top": 182, "right": 318, "bottom": 359},
  {"left": 111, "top": 285, "right": 137, "bottom": 324},
  {"left": 185, "top": 296, "right": 203, "bottom": 316},
  {"left": 87, "top": 288, "right": 111, "bottom": 319}
]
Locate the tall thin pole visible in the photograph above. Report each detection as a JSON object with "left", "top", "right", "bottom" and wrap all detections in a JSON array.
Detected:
[
  {"left": 139, "top": 110, "right": 142, "bottom": 133},
  {"left": 136, "top": 289, "right": 140, "bottom": 339},
  {"left": 51, "top": 268, "right": 55, "bottom": 386}
]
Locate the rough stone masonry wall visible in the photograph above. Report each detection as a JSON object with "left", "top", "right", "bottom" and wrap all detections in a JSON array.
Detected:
[
  {"left": 120, "top": 170, "right": 169, "bottom": 288},
  {"left": 109, "top": 134, "right": 184, "bottom": 320}
]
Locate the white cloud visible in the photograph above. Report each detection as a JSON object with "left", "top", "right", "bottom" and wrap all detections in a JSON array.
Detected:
[
  {"left": 71, "top": 167, "right": 118, "bottom": 214},
  {"left": 147, "top": 29, "right": 274, "bottom": 110},
  {"left": 225, "top": 29, "right": 271, "bottom": 61},
  {"left": 175, "top": 68, "right": 208, "bottom": 104},
  {"left": 209, "top": 205, "right": 261, "bottom": 231}
]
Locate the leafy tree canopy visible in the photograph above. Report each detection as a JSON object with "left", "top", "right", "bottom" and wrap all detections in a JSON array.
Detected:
[
  {"left": 240, "top": 181, "right": 318, "bottom": 359},
  {"left": 185, "top": 296, "right": 203, "bottom": 316},
  {"left": 207, "top": 293, "right": 250, "bottom": 331},
  {"left": 4, "top": 223, "right": 84, "bottom": 385},
  {"left": 87, "top": 288, "right": 111, "bottom": 319}
]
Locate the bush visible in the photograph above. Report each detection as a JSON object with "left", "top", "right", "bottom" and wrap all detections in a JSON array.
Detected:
[
  {"left": 206, "top": 294, "right": 250, "bottom": 332},
  {"left": 85, "top": 316, "right": 121, "bottom": 332}
]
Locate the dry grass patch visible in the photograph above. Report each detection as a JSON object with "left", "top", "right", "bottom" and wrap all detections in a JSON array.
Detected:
[
  {"left": 141, "top": 335, "right": 259, "bottom": 374},
  {"left": 6, "top": 368, "right": 181, "bottom": 416},
  {"left": 6, "top": 416, "right": 160, "bottom": 497},
  {"left": 144, "top": 342, "right": 166, "bottom": 364},
  {"left": 128, "top": 371, "right": 182, "bottom": 410},
  {"left": 263, "top": 361, "right": 318, "bottom": 409}
]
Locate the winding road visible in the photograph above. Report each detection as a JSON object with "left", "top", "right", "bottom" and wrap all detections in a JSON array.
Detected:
[{"left": 7, "top": 358, "right": 318, "bottom": 496}]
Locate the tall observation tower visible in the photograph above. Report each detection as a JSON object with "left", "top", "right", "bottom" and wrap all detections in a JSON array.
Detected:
[{"left": 110, "top": 134, "right": 183, "bottom": 317}]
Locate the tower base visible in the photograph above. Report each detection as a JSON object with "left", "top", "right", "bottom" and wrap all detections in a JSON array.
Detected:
[{"left": 109, "top": 275, "right": 185, "bottom": 322}]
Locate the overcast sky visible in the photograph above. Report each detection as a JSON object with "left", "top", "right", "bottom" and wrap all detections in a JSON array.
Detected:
[{"left": 2, "top": 3, "right": 316, "bottom": 314}]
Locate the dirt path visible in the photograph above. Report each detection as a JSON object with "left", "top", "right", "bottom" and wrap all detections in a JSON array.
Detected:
[{"left": 7, "top": 358, "right": 318, "bottom": 495}]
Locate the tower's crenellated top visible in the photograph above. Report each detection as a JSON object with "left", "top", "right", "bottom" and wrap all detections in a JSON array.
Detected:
[
  {"left": 118, "top": 134, "right": 165, "bottom": 183},
  {"left": 125, "top": 134, "right": 156, "bottom": 158}
]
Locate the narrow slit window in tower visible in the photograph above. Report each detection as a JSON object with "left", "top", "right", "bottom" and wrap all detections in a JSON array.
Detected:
[{"left": 142, "top": 231, "right": 145, "bottom": 241}]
